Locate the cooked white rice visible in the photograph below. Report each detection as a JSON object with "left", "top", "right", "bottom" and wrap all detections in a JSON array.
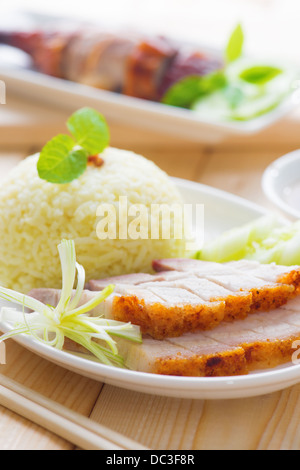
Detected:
[{"left": 0, "top": 147, "right": 188, "bottom": 292}]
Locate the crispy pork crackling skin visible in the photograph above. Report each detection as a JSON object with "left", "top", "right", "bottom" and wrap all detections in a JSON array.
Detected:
[
  {"left": 29, "top": 260, "right": 300, "bottom": 341},
  {"left": 86, "top": 260, "right": 300, "bottom": 338},
  {"left": 116, "top": 297, "right": 300, "bottom": 376},
  {"left": 37, "top": 296, "right": 300, "bottom": 377},
  {"left": 28, "top": 259, "right": 300, "bottom": 376}
]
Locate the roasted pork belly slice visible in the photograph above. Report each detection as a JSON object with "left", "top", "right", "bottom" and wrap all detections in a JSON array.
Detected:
[
  {"left": 142, "top": 278, "right": 252, "bottom": 321},
  {"left": 117, "top": 302, "right": 300, "bottom": 376},
  {"left": 87, "top": 271, "right": 190, "bottom": 291},
  {"left": 152, "top": 259, "right": 298, "bottom": 309},
  {"left": 141, "top": 278, "right": 231, "bottom": 300},
  {"left": 203, "top": 308, "right": 296, "bottom": 346},
  {"left": 151, "top": 271, "right": 192, "bottom": 282},
  {"left": 28, "top": 256, "right": 298, "bottom": 340},
  {"left": 29, "top": 286, "right": 226, "bottom": 339},
  {"left": 88, "top": 263, "right": 295, "bottom": 327},
  {"left": 88, "top": 273, "right": 154, "bottom": 290},
  {"left": 280, "top": 296, "right": 300, "bottom": 313},
  {"left": 226, "top": 260, "right": 300, "bottom": 289},
  {"left": 110, "top": 285, "right": 226, "bottom": 339},
  {"left": 153, "top": 258, "right": 300, "bottom": 288},
  {"left": 28, "top": 288, "right": 61, "bottom": 308},
  {"left": 29, "top": 289, "right": 300, "bottom": 376},
  {"left": 123, "top": 36, "right": 177, "bottom": 101},
  {"left": 28, "top": 288, "right": 113, "bottom": 317},
  {"left": 201, "top": 274, "right": 294, "bottom": 312},
  {"left": 152, "top": 258, "right": 226, "bottom": 273},
  {"left": 203, "top": 309, "right": 300, "bottom": 372},
  {"left": 92, "top": 277, "right": 239, "bottom": 333},
  {"left": 137, "top": 284, "right": 210, "bottom": 305},
  {"left": 0, "top": 30, "right": 73, "bottom": 77},
  {"left": 92, "top": 281, "right": 227, "bottom": 338},
  {"left": 117, "top": 335, "right": 246, "bottom": 376},
  {"left": 62, "top": 32, "right": 137, "bottom": 91}
]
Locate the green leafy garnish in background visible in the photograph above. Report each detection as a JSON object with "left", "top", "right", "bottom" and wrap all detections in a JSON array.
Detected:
[
  {"left": 162, "top": 71, "right": 227, "bottom": 108},
  {"left": 239, "top": 65, "right": 283, "bottom": 85},
  {"left": 37, "top": 107, "right": 110, "bottom": 184},
  {"left": 225, "top": 23, "right": 244, "bottom": 63},
  {"left": 161, "top": 23, "right": 291, "bottom": 121}
]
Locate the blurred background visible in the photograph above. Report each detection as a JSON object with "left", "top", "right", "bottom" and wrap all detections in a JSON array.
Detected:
[
  {"left": 1, "top": 0, "right": 300, "bottom": 151},
  {"left": 1, "top": 0, "right": 299, "bottom": 62}
]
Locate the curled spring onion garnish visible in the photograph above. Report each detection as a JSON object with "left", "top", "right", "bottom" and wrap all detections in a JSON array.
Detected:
[{"left": 0, "top": 239, "right": 142, "bottom": 368}]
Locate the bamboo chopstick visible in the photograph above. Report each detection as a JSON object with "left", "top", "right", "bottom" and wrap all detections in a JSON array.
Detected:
[{"left": 0, "top": 374, "right": 148, "bottom": 450}]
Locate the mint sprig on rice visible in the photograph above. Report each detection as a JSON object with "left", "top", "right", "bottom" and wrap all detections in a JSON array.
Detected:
[{"left": 37, "top": 108, "right": 110, "bottom": 184}]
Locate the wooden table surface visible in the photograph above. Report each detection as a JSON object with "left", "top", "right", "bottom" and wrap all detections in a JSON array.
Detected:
[{"left": 1, "top": 92, "right": 300, "bottom": 450}]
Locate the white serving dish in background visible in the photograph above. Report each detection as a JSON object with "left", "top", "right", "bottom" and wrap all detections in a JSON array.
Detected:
[
  {"left": 1, "top": 8, "right": 299, "bottom": 143},
  {"left": 0, "top": 50, "right": 298, "bottom": 143},
  {"left": 262, "top": 149, "right": 300, "bottom": 219}
]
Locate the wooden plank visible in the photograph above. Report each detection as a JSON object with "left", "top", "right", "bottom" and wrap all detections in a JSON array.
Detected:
[
  {"left": 0, "top": 95, "right": 68, "bottom": 148},
  {"left": 0, "top": 339, "right": 103, "bottom": 450},
  {"left": 127, "top": 147, "right": 206, "bottom": 181},
  {"left": 89, "top": 384, "right": 298, "bottom": 450},
  {"left": 89, "top": 386, "right": 203, "bottom": 450},
  {"left": 257, "top": 384, "right": 300, "bottom": 450},
  {"left": 0, "top": 405, "right": 71, "bottom": 450},
  {"left": 90, "top": 378, "right": 300, "bottom": 450},
  {"left": 195, "top": 147, "right": 287, "bottom": 212},
  {"left": 2, "top": 92, "right": 300, "bottom": 150}
]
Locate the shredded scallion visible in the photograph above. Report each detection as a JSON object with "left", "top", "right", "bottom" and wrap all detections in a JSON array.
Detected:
[{"left": 0, "top": 239, "right": 142, "bottom": 368}]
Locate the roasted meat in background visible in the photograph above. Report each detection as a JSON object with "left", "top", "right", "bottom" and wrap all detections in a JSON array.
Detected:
[{"left": 0, "top": 26, "right": 222, "bottom": 101}]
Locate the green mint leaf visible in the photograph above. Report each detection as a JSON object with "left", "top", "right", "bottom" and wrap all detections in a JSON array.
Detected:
[
  {"left": 67, "top": 107, "right": 110, "bottom": 154},
  {"left": 239, "top": 65, "right": 283, "bottom": 85},
  {"left": 161, "top": 71, "right": 227, "bottom": 109},
  {"left": 225, "top": 24, "right": 244, "bottom": 63},
  {"left": 37, "top": 134, "right": 88, "bottom": 184},
  {"left": 162, "top": 76, "right": 205, "bottom": 108}
]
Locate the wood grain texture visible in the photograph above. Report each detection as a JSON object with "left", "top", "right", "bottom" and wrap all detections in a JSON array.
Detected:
[
  {"left": 0, "top": 405, "right": 71, "bottom": 450},
  {"left": 90, "top": 385, "right": 285, "bottom": 450},
  {"left": 0, "top": 338, "right": 103, "bottom": 449},
  {"left": 1, "top": 94, "right": 300, "bottom": 449},
  {"left": 196, "top": 147, "right": 281, "bottom": 206}
]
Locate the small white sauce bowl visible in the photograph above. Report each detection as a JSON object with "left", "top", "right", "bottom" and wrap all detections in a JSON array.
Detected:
[{"left": 262, "top": 149, "right": 300, "bottom": 219}]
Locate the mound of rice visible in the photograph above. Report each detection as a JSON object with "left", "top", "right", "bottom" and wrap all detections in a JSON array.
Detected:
[{"left": 0, "top": 147, "right": 189, "bottom": 293}]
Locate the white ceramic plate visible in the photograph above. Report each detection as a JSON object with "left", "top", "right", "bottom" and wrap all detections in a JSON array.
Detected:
[
  {"left": 262, "top": 149, "right": 300, "bottom": 220},
  {"left": 0, "top": 57, "right": 297, "bottom": 143},
  {"left": 1, "top": 177, "right": 300, "bottom": 400}
]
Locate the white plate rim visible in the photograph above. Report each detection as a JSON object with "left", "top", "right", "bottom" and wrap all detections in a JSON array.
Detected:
[
  {"left": 0, "top": 177, "right": 299, "bottom": 400},
  {"left": 0, "top": 67, "right": 298, "bottom": 139}
]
